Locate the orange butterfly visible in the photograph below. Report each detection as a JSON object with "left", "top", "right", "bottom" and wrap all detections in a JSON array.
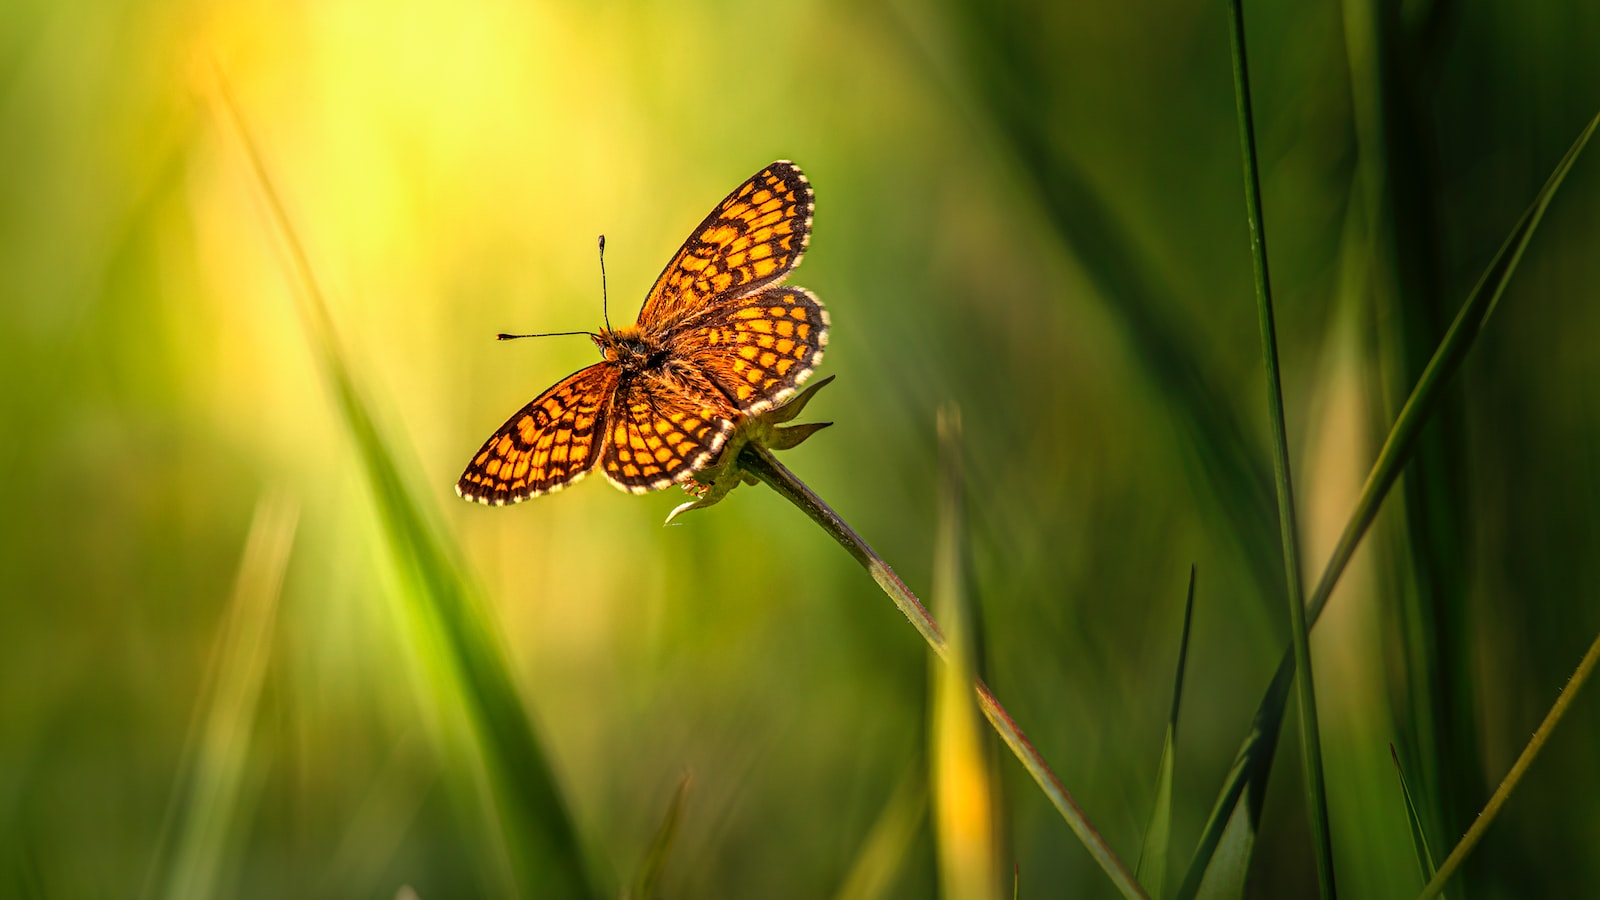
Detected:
[{"left": 457, "top": 161, "right": 827, "bottom": 505}]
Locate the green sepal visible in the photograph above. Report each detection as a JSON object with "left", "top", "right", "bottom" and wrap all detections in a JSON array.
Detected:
[{"left": 664, "top": 376, "right": 835, "bottom": 524}]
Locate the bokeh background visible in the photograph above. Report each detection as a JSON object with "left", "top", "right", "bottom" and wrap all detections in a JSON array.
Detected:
[{"left": 4, "top": 0, "right": 1599, "bottom": 897}]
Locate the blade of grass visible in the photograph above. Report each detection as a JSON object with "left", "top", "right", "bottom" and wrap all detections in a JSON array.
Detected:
[
  {"left": 1389, "top": 744, "right": 1442, "bottom": 895},
  {"left": 630, "top": 776, "right": 690, "bottom": 900},
  {"left": 903, "top": 0, "right": 1286, "bottom": 620},
  {"left": 1177, "top": 110, "right": 1599, "bottom": 898},
  {"left": 740, "top": 443, "right": 1148, "bottom": 899},
  {"left": 1223, "top": 0, "right": 1335, "bottom": 894},
  {"left": 157, "top": 492, "right": 297, "bottom": 900},
  {"left": 833, "top": 769, "right": 928, "bottom": 900},
  {"left": 930, "top": 407, "right": 1003, "bottom": 900},
  {"left": 315, "top": 729, "right": 434, "bottom": 898},
  {"left": 1344, "top": 0, "right": 1479, "bottom": 853},
  {"left": 1181, "top": 655, "right": 1291, "bottom": 899},
  {"left": 1137, "top": 566, "right": 1198, "bottom": 899},
  {"left": 213, "top": 73, "right": 599, "bottom": 900},
  {"left": 1417, "top": 628, "right": 1600, "bottom": 900}
]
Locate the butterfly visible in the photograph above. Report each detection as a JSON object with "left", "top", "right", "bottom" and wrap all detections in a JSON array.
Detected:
[{"left": 456, "top": 160, "right": 828, "bottom": 506}]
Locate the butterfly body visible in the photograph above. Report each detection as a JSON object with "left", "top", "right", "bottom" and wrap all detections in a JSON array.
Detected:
[{"left": 457, "top": 161, "right": 827, "bottom": 506}]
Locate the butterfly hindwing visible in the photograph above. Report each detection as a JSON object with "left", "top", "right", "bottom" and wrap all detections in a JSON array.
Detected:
[
  {"left": 600, "top": 373, "right": 736, "bottom": 494},
  {"left": 635, "top": 161, "right": 814, "bottom": 329},
  {"left": 670, "top": 286, "right": 829, "bottom": 415},
  {"left": 456, "top": 363, "right": 618, "bottom": 505}
]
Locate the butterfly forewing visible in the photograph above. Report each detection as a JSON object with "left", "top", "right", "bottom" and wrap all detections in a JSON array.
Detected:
[
  {"left": 672, "top": 286, "right": 829, "bottom": 415},
  {"left": 456, "top": 363, "right": 617, "bottom": 504},
  {"left": 600, "top": 375, "right": 736, "bottom": 493},
  {"left": 459, "top": 160, "right": 825, "bottom": 505},
  {"left": 636, "top": 161, "right": 814, "bottom": 328}
]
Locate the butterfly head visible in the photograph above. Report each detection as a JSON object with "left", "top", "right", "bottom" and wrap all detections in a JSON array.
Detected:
[{"left": 594, "top": 325, "right": 668, "bottom": 373}]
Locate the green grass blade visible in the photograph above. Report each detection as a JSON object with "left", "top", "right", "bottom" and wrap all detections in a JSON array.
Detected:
[
  {"left": 833, "top": 770, "right": 928, "bottom": 900},
  {"left": 1192, "top": 797, "right": 1257, "bottom": 900},
  {"left": 1223, "top": 0, "right": 1335, "bottom": 894},
  {"left": 1178, "top": 655, "right": 1291, "bottom": 900},
  {"left": 1344, "top": 0, "right": 1479, "bottom": 852},
  {"left": 1137, "top": 566, "right": 1198, "bottom": 899},
  {"left": 919, "top": 0, "right": 1285, "bottom": 614},
  {"left": 159, "top": 493, "right": 297, "bottom": 900},
  {"left": 1177, "top": 109, "right": 1600, "bottom": 899},
  {"left": 930, "top": 407, "right": 1003, "bottom": 900},
  {"left": 1388, "top": 744, "right": 1441, "bottom": 894},
  {"left": 215, "top": 75, "right": 599, "bottom": 900},
  {"left": 315, "top": 731, "right": 434, "bottom": 898},
  {"left": 630, "top": 776, "right": 690, "bottom": 900},
  {"left": 1306, "top": 108, "right": 1597, "bottom": 629},
  {"left": 1418, "top": 628, "right": 1600, "bottom": 900}
]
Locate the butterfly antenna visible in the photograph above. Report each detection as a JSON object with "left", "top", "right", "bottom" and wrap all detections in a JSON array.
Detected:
[
  {"left": 598, "top": 234, "right": 613, "bottom": 333},
  {"left": 496, "top": 330, "right": 592, "bottom": 341}
]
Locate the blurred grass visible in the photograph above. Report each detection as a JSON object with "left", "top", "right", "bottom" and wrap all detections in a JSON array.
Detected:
[
  {"left": 218, "top": 71, "right": 597, "bottom": 898},
  {"left": 929, "top": 408, "right": 1004, "bottom": 900},
  {"left": 1341, "top": 0, "right": 1482, "bottom": 868},
  {"left": 1135, "top": 566, "right": 1196, "bottom": 900},
  {"left": 151, "top": 493, "right": 296, "bottom": 900},
  {"left": 5, "top": 0, "right": 1600, "bottom": 897},
  {"left": 1178, "top": 109, "right": 1598, "bottom": 900}
]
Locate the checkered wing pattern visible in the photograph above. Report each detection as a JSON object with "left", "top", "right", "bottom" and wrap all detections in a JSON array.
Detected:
[
  {"left": 459, "top": 161, "right": 827, "bottom": 505},
  {"left": 636, "top": 161, "right": 813, "bottom": 328},
  {"left": 456, "top": 363, "right": 617, "bottom": 504},
  {"left": 600, "top": 375, "right": 736, "bottom": 493},
  {"left": 672, "top": 287, "right": 829, "bottom": 415}
]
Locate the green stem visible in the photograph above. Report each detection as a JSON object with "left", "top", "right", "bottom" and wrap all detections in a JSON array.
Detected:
[
  {"left": 1224, "top": 0, "right": 1336, "bottom": 895},
  {"left": 741, "top": 444, "right": 1148, "bottom": 900},
  {"left": 1179, "top": 110, "right": 1599, "bottom": 899},
  {"left": 1416, "top": 629, "right": 1600, "bottom": 900}
]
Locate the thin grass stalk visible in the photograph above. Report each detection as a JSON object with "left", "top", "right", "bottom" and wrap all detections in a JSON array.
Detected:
[
  {"left": 1223, "top": 0, "right": 1336, "bottom": 894},
  {"left": 155, "top": 494, "right": 297, "bottom": 900},
  {"left": 1417, "top": 627, "right": 1600, "bottom": 899},
  {"left": 1179, "top": 110, "right": 1599, "bottom": 895},
  {"left": 740, "top": 443, "right": 1148, "bottom": 900}
]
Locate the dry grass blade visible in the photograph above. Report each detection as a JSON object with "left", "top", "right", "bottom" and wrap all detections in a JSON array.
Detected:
[{"left": 1417, "top": 628, "right": 1600, "bottom": 899}]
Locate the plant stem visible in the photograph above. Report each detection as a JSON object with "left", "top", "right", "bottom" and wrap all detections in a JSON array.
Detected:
[
  {"left": 1177, "top": 110, "right": 1598, "bottom": 898},
  {"left": 1417, "top": 628, "right": 1600, "bottom": 900},
  {"left": 740, "top": 444, "right": 1148, "bottom": 900},
  {"left": 1223, "top": 0, "right": 1336, "bottom": 895}
]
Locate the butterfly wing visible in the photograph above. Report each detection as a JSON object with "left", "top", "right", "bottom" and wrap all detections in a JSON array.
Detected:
[
  {"left": 635, "top": 160, "right": 814, "bottom": 329},
  {"left": 600, "top": 372, "right": 737, "bottom": 494},
  {"left": 456, "top": 363, "right": 618, "bottom": 505},
  {"left": 668, "top": 286, "right": 829, "bottom": 416}
]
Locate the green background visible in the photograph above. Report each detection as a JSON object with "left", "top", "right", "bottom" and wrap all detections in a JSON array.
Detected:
[{"left": 4, "top": 0, "right": 1599, "bottom": 896}]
